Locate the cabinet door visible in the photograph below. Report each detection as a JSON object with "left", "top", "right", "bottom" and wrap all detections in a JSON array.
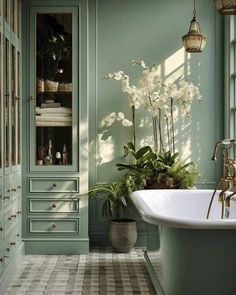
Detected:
[
  {"left": 4, "top": 38, "right": 10, "bottom": 169},
  {"left": 29, "top": 7, "right": 78, "bottom": 172}
]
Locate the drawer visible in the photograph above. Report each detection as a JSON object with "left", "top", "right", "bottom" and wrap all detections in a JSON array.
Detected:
[
  {"left": 29, "top": 199, "right": 79, "bottom": 213},
  {"left": 29, "top": 178, "right": 79, "bottom": 193},
  {"left": 29, "top": 218, "right": 79, "bottom": 233}
]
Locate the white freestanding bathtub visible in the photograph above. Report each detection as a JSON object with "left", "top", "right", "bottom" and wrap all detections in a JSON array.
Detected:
[{"left": 131, "top": 189, "right": 236, "bottom": 295}]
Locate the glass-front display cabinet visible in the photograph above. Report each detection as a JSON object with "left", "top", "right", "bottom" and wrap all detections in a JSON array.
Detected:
[{"left": 29, "top": 8, "right": 78, "bottom": 171}]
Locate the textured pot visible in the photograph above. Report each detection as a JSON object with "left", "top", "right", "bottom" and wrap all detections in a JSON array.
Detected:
[{"left": 109, "top": 219, "right": 137, "bottom": 253}]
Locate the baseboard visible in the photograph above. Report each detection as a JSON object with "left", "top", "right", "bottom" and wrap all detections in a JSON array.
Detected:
[
  {"left": 23, "top": 239, "right": 89, "bottom": 254},
  {"left": 89, "top": 232, "right": 148, "bottom": 248}
]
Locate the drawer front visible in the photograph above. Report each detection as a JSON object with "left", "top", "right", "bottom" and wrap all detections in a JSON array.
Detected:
[
  {"left": 29, "top": 218, "right": 79, "bottom": 233},
  {"left": 29, "top": 178, "right": 79, "bottom": 193},
  {"left": 29, "top": 199, "right": 79, "bottom": 213}
]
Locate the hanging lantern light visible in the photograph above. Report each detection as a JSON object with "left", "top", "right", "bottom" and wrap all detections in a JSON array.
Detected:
[
  {"left": 215, "top": 0, "right": 236, "bottom": 15},
  {"left": 182, "top": 0, "right": 207, "bottom": 53}
]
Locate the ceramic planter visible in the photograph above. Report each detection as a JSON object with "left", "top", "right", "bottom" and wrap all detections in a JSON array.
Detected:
[{"left": 109, "top": 219, "right": 137, "bottom": 253}]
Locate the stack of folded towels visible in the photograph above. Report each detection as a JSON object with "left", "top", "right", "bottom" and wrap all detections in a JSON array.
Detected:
[{"left": 36, "top": 107, "right": 72, "bottom": 126}]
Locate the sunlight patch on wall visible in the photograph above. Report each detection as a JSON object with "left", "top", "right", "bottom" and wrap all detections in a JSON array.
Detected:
[
  {"left": 164, "top": 48, "right": 190, "bottom": 82},
  {"left": 98, "top": 135, "right": 114, "bottom": 164}
]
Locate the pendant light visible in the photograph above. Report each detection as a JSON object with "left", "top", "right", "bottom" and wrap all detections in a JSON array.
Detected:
[
  {"left": 215, "top": 0, "right": 236, "bottom": 15},
  {"left": 182, "top": 0, "right": 207, "bottom": 53}
]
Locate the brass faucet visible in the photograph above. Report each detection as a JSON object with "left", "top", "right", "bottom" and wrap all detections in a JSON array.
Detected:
[{"left": 206, "top": 139, "right": 236, "bottom": 219}]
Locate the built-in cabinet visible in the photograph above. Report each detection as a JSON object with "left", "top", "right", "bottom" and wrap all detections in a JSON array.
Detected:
[
  {"left": 0, "top": 0, "right": 23, "bottom": 281},
  {"left": 22, "top": 0, "right": 89, "bottom": 254}
]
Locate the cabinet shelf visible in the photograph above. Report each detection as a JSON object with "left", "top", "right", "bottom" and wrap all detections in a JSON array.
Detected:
[{"left": 37, "top": 92, "right": 72, "bottom": 95}]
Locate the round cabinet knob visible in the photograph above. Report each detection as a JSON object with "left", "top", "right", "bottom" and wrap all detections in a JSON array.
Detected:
[
  {"left": 51, "top": 223, "right": 57, "bottom": 229},
  {"left": 52, "top": 204, "right": 57, "bottom": 208},
  {"left": 7, "top": 189, "right": 10, "bottom": 193},
  {"left": 0, "top": 258, "right": 3, "bottom": 262},
  {"left": 8, "top": 217, "right": 11, "bottom": 220},
  {"left": 29, "top": 95, "right": 35, "bottom": 100},
  {"left": 17, "top": 211, "right": 21, "bottom": 215},
  {"left": 6, "top": 248, "right": 10, "bottom": 252},
  {"left": 52, "top": 183, "right": 57, "bottom": 188}
]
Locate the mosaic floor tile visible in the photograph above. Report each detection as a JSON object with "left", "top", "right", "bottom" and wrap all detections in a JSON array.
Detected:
[{"left": 5, "top": 248, "right": 156, "bottom": 295}]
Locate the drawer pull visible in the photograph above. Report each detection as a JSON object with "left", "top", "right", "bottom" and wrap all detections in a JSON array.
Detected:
[
  {"left": 7, "top": 189, "right": 10, "bottom": 193},
  {"left": 10, "top": 242, "right": 16, "bottom": 246},
  {"left": 52, "top": 183, "right": 57, "bottom": 188},
  {"left": 11, "top": 215, "right": 17, "bottom": 218},
  {"left": 8, "top": 217, "right": 11, "bottom": 220},
  {"left": 17, "top": 186, "right": 21, "bottom": 189},
  {"left": 0, "top": 228, "right": 3, "bottom": 231},
  {"left": 11, "top": 188, "right": 16, "bottom": 192},
  {"left": 51, "top": 223, "right": 57, "bottom": 229},
  {"left": 0, "top": 258, "right": 3, "bottom": 262},
  {"left": 52, "top": 203, "right": 57, "bottom": 208},
  {"left": 3, "top": 196, "right": 10, "bottom": 199},
  {"left": 17, "top": 211, "right": 21, "bottom": 214}
]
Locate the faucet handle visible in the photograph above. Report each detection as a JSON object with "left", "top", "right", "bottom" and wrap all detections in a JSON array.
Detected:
[{"left": 222, "top": 139, "right": 232, "bottom": 147}]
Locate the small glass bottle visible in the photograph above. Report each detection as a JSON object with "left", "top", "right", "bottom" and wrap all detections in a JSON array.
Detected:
[
  {"left": 62, "top": 144, "right": 68, "bottom": 165},
  {"left": 44, "top": 139, "right": 53, "bottom": 165},
  {"left": 55, "top": 152, "right": 62, "bottom": 165}
]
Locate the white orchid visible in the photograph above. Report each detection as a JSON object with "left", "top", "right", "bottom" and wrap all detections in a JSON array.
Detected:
[
  {"left": 102, "top": 60, "right": 202, "bottom": 153},
  {"left": 101, "top": 112, "right": 132, "bottom": 128}
]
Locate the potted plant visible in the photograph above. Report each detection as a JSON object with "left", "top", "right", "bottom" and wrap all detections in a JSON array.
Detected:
[
  {"left": 101, "top": 59, "right": 202, "bottom": 186},
  {"left": 88, "top": 179, "right": 137, "bottom": 253},
  {"left": 37, "top": 16, "right": 72, "bottom": 86}
]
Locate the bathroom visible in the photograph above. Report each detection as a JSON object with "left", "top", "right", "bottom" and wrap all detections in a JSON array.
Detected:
[{"left": 0, "top": 0, "right": 233, "bottom": 294}]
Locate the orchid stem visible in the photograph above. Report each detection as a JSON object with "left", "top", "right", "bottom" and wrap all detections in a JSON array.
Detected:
[{"left": 171, "top": 97, "right": 175, "bottom": 154}]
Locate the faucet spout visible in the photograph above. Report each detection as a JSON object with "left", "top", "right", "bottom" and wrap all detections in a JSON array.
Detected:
[{"left": 211, "top": 140, "right": 222, "bottom": 161}]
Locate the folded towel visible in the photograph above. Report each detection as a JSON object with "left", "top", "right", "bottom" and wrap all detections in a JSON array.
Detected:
[
  {"left": 36, "top": 121, "right": 72, "bottom": 127},
  {"left": 36, "top": 107, "right": 72, "bottom": 115},
  {"left": 36, "top": 115, "right": 72, "bottom": 122}
]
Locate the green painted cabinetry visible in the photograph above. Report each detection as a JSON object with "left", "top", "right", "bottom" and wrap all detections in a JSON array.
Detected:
[
  {"left": 0, "top": 0, "right": 23, "bottom": 283},
  {"left": 22, "top": 0, "right": 89, "bottom": 254}
]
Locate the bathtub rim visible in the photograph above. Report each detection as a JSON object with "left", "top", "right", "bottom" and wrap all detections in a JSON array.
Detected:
[{"left": 131, "top": 189, "right": 236, "bottom": 229}]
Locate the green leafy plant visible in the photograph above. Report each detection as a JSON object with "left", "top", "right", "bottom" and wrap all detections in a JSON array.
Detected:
[
  {"left": 88, "top": 180, "right": 130, "bottom": 219},
  {"left": 116, "top": 142, "right": 199, "bottom": 189}
]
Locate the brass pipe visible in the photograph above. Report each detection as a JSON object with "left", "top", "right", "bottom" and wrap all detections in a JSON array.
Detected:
[{"left": 206, "top": 179, "right": 222, "bottom": 219}]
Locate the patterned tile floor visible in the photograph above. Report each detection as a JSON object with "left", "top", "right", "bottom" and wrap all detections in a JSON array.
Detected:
[{"left": 5, "top": 248, "right": 156, "bottom": 295}]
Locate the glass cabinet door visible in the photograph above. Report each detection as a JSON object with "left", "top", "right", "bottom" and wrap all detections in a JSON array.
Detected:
[
  {"left": 17, "top": 51, "right": 20, "bottom": 164},
  {"left": 30, "top": 8, "right": 78, "bottom": 171}
]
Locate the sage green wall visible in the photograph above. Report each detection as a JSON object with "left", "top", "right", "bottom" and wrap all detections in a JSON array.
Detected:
[{"left": 89, "top": 0, "right": 224, "bottom": 246}]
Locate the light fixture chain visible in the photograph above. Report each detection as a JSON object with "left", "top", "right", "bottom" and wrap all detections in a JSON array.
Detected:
[{"left": 193, "top": 0, "right": 196, "bottom": 17}]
